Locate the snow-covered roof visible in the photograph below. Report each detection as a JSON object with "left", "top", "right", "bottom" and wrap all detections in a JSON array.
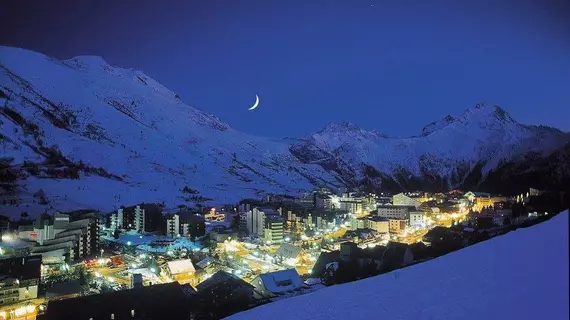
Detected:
[
  {"left": 195, "top": 257, "right": 215, "bottom": 269},
  {"left": 228, "top": 211, "right": 570, "bottom": 320},
  {"left": 32, "top": 241, "right": 73, "bottom": 253},
  {"left": 127, "top": 268, "right": 159, "bottom": 279},
  {"left": 275, "top": 243, "right": 302, "bottom": 260},
  {"left": 167, "top": 259, "right": 196, "bottom": 275},
  {"left": 257, "top": 269, "right": 304, "bottom": 294}
]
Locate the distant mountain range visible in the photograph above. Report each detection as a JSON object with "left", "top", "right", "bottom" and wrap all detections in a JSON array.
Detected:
[{"left": 1, "top": 46, "right": 569, "bottom": 216}]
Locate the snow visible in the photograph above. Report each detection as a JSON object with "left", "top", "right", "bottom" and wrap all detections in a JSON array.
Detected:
[
  {"left": 101, "top": 231, "right": 163, "bottom": 246},
  {"left": 0, "top": 45, "right": 338, "bottom": 218},
  {"left": 292, "top": 103, "right": 570, "bottom": 188},
  {"left": 136, "top": 237, "right": 200, "bottom": 253},
  {"left": 2, "top": 46, "right": 569, "bottom": 218},
  {"left": 166, "top": 259, "right": 196, "bottom": 275},
  {"left": 258, "top": 269, "right": 305, "bottom": 294},
  {"left": 304, "top": 278, "right": 322, "bottom": 286},
  {"left": 228, "top": 211, "right": 570, "bottom": 320}
]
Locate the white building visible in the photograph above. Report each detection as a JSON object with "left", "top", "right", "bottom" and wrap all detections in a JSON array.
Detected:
[
  {"left": 339, "top": 200, "right": 363, "bottom": 214},
  {"left": 376, "top": 205, "right": 413, "bottom": 220},
  {"left": 251, "top": 269, "right": 306, "bottom": 299},
  {"left": 392, "top": 193, "right": 422, "bottom": 209},
  {"left": 134, "top": 205, "right": 145, "bottom": 232},
  {"left": 166, "top": 214, "right": 180, "bottom": 238},
  {"left": 409, "top": 211, "right": 425, "bottom": 228},
  {"left": 243, "top": 207, "right": 284, "bottom": 244},
  {"left": 389, "top": 219, "right": 408, "bottom": 235},
  {"left": 166, "top": 259, "right": 196, "bottom": 277},
  {"left": 264, "top": 215, "right": 284, "bottom": 244},
  {"left": 349, "top": 217, "right": 367, "bottom": 231},
  {"left": 30, "top": 213, "right": 100, "bottom": 262},
  {"left": 111, "top": 208, "right": 124, "bottom": 230},
  {"left": 366, "top": 216, "right": 390, "bottom": 235}
]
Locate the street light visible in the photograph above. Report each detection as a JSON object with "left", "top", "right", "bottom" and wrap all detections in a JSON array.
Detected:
[{"left": 100, "top": 249, "right": 104, "bottom": 258}]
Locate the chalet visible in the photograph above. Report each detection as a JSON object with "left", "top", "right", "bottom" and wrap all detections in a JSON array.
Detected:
[{"left": 250, "top": 269, "right": 306, "bottom": 299}]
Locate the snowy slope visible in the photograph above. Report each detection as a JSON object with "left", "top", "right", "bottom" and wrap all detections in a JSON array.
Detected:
[
  {"left": 0, "top": 46, "right": 337, "bottom": 217},
  {"left": 1, "top": 46, "right": 569, "bottom": 217},
  {"left": 292, "top": 104, "right": 570, "bottom": 191},
  {"left": 228, "top": 211, "right": 570, "bottom": 320}
]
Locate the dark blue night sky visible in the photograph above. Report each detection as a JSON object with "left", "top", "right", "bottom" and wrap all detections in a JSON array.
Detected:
[{"left": 2, "top": 0, "right": 569, "bottom": 138}]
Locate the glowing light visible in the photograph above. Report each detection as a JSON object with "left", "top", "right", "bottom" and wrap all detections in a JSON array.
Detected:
[
  {"left": 14, "top": 307, "right": 27, "bottom": 317},
  {"left": 127, "top": 241, "right": 132, "bottom": 246}
]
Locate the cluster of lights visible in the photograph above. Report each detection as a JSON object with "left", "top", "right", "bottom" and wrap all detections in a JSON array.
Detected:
[{"left": 7, "top": 305, "right": 37, "bottom": 318}]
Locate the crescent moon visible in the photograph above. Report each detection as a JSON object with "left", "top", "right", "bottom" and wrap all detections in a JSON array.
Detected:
[{"left": 248, "top": 95, "right": 260, "bottom": 111}]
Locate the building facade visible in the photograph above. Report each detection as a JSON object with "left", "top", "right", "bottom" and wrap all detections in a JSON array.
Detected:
[
  {"left": 389, "top": 219, "right": 407, "bottom": 235},
  {"left": 409, "top": 211, "right": 425, "bottom": 228},
  {"left": 392, "top": 193, "right": 422, "bottom": 209},
  {"left": 165, "top": 212, "right": 205, "bottom": 239},
  {"left": 376, "top": 205, "right": 413, "bottom": 220},
  {"left": 365, "top": 216, "right": 390, "bottom": 234},
  {"left": 243, "top": 207, "right": 284, "bottom": 243},
  {"left": 0, "top": 255, "right": 41, "bottom": 307},
  {"left": 264, "top": 216, "right": 284, "bottom": 244}
]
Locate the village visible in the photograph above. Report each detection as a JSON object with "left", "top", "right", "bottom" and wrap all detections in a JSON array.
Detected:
[{"left": 0, "top": 186, "right": 566, "bottom": 319}]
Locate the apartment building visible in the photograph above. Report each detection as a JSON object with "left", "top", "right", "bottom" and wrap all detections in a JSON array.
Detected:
[
  {"left": 0, "top": 255, "right": 42, "bottom": 307},
  {"left": 31, "top": 212, "right": 100, "bottom": 262},
  {"left": 165, "top": 211, "right": 205, "bottom": 239},
  {"left": 365, "top": 216, "right": 390, "bottom": 235},
  {"left": 389, "top": 219, "right": 408, "bottom": 235},
  {"left": 111, "top": 205, "right": 146, "bottom": 232},
  {"left": 376, "top": 205, "right": 415, "bottom": 220},
  {"left": 264, "top": 215, "right": 284, "bottom": 244},
  {"left": 392, "top": 193, "right": 422, "bottom": 209},
  {"left": 409, "top": 211, "right": 425, "bottom": 228},
  {"left": 243, "top": 207, "right": 284, "bottom": 244}
]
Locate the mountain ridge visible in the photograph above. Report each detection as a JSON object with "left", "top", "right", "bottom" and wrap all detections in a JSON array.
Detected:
[{"left": 1, "top": 46, "right": 569, "bottom": 217}]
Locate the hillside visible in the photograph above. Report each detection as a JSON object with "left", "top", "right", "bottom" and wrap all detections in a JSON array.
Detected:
[
  {"left": 0, "top": 46, "right": 337, "bottom": 217},
  {"left": 228, "top": 211, "right": 570, "bottom": 320},
  {"left": 1, "top": 46, "right": 569, "bottom": 217}
]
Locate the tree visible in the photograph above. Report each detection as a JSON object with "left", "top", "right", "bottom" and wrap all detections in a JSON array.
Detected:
[
  {"left": 77, "top": 265, "right": 93, "bottom": 287},
  {"left": 113, "top": 229, "right": 120, "bottom": 239}
]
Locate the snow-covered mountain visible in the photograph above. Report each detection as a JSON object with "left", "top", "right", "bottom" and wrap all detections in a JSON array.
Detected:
[
  {"left": 228, "top": 211, "right": 570, "bottom": 320},
  {"left": 0, "top": 46, "right": 338, "bottom": 217},
  {"left": 1, "top": 46, "right": 568, "bottom": 217},
  {"left": 291, "top": 104, "right": 570, "bottom": 192}
]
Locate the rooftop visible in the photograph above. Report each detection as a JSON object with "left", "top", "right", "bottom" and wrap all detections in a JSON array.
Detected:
[
  {"left": 228, "top": 211, "right": 570, "bottom": 320},
  {"left": 42, "top": 282, "right": 197, "bottom": 320},
  {"left": 0, "top": 255, "right": 42, "bottom": 280},
  {"left": 367, "top": 216, "right": 389, "bottom": 222}
]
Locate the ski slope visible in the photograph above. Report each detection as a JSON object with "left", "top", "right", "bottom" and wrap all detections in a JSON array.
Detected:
[{"left": 228, "top": 211, "right": 569, "bottom": 320}]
